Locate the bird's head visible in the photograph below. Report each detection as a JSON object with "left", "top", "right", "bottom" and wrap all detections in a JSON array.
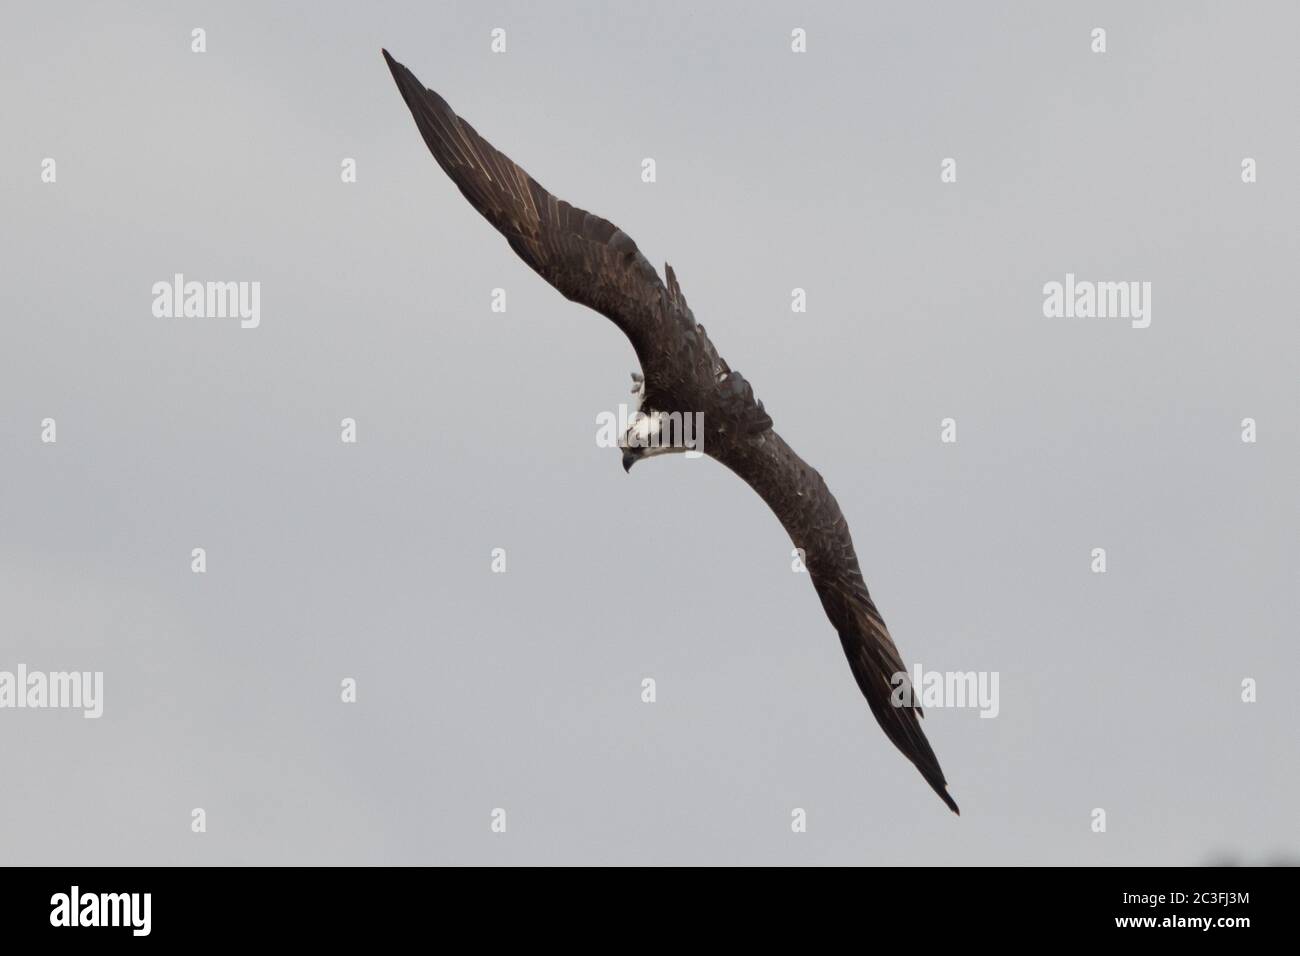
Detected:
[{"left": 619, "top": 409, "right": 677, "bottom": 473}]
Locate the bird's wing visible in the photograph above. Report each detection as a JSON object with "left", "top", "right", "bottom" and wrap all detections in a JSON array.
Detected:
[
  {"left": 383, "top": 50, "right": 679, "bottom": 364},
  {"left": 721, "top": 431, "right": 959, "bottom": 814}
]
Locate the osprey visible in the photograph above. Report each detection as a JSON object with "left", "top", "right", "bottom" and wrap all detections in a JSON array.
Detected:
[{"left": 384, "top": 50, "right": 959, "bottom": 814}]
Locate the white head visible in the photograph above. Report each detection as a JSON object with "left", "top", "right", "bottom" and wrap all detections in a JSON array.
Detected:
[
  {"left": 620, "top": 410, "right": 680, "bottom": 472},
  {"left": 619, "top": 371, "right": 704, "bottom": 471}
]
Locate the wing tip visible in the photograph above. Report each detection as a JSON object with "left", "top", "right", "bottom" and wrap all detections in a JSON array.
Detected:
[
  {"left": 382, "top": 48, "right": 423, "bottom": 97},
  {"left": 382, "top": 48, "right": 408, "bottom": 92},
  {"left": 382, "top": 49, "right": 457, "bottom": 131},
  {"left": 918, "top": 752, "right": 959, "bottom": 814},
  {"left": 939, "top": 787, "right": 960, "bottom": 815}
]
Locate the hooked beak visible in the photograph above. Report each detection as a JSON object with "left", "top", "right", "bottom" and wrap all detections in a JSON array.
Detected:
[{"left": 622, "top": 451, "right": 637, "bottom": 473}]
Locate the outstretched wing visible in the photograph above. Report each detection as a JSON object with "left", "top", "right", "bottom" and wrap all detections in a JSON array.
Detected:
[
  {"left": 721, "top": 432, "right": 959, "bottom": 814},
  {"left": 383, "top": 50, "right": 675, "bottom": 363}
]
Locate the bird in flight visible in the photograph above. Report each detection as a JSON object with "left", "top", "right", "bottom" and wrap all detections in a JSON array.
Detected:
[{"left": 383, "top": 50, "right": 959, "bottom": 814}]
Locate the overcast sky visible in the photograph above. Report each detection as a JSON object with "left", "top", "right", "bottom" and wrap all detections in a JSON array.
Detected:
[{"left": 1, "top": 0, "right": 1296, "bottom": 864}]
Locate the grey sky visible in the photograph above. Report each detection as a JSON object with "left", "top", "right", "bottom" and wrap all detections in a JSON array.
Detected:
[{"left": 1, "top": 1, "right": 1296, "bottom": 864}]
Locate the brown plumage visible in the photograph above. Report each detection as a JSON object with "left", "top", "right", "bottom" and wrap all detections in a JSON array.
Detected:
[{"left": 384, "top": 50, "right": 958, "bottom": 814}]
